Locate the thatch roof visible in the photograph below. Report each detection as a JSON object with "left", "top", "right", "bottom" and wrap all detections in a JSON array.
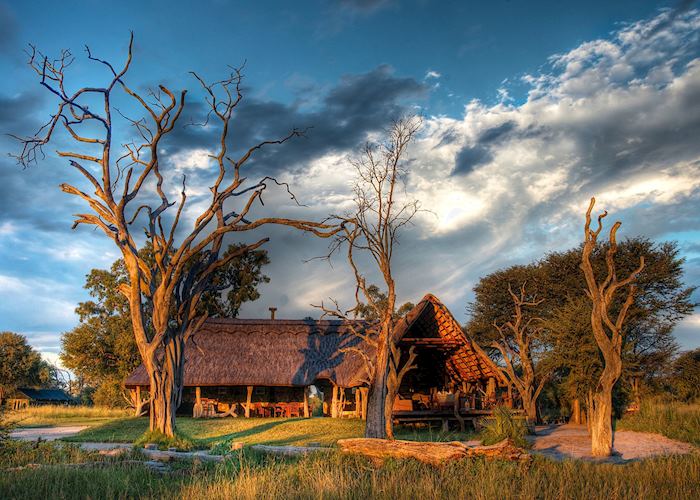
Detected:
[
  {"left": 125, "top": 319, "right": 371, "bottom": 388},
  {"left": 125, "top": 294, "right": 503, "bottom": 388},
  {"left": 395, "top": 294, "right": 507, "bottom": 386}
]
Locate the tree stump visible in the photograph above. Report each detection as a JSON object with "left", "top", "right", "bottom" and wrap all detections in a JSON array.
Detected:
[{"left": 337, "top": 438, "right": 530, "bottom": 466}]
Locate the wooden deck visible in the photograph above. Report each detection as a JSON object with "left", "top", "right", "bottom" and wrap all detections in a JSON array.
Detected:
[{"left": 393, "top": 409, "right": 525, "bottom": 431}]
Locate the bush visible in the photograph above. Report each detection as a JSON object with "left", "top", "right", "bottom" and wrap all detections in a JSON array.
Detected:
[
  {"left": 93, "top": 378, "right": 129, "bottom": 408},
  {"left": 478, "top": 405, "right": 529, "bottom": 448},
  {"left": 0, "top": 405, "right": 13, "bottom": 446}
]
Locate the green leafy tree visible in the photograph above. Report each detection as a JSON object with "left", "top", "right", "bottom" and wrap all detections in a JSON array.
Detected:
[
  {"left": 355, "top": 285, "right": 415, "bottom": 321},
  {"left": 61, "top": 244, "right": 271, "bottom": 407},
  {"left": 467, "top": 237, "right": 695, "bottom": 421},
  {"left": 0, "top": 332, "right": 42, "bottom": 402},
  {"left": 666, "top": 348, "right": 700, "bottom": 401},
  {"left": 197, "top": 244, "right": 270, "bottom": 318}
]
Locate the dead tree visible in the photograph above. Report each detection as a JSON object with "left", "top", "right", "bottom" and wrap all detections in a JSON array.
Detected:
[
  {"left": 581, "top": 197, "right": 644, "bottom": 456},
  {"left": 316, "top": 117, "right": 421, "bottom": 439},
  {"left": 491, "top": 283, "right": 548, "bottom": 427},
  {"left": 12, "top": 34, "right": 339, "bottom": 437}
]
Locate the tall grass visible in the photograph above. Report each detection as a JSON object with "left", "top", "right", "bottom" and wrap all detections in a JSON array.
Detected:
[
  {"left": 1, "top": 440, "right": 699, "bottom": 499},
  {"left": 617, "top": 399, "right": 700, "bottom": 446},
  {"left": 9, "top": 405, "right": 131, "bottom": 427}
]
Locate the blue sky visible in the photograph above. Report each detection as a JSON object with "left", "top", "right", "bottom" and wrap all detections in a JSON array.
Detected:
[{"left": 0, "top": 0, "right": 698, "bottom": 364}]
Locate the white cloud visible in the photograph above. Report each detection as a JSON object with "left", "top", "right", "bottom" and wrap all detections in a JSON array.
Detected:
[
  {"left": 169, "top": 148, "right": 214, "bottom": 172},
  {"left": 425, "top": 70, "right": 441, "bottom": 79},
  {"left": 0, "top": 221, "right": 17, "bottom": 236},
  {"left": 254, "top": 9, "right": 700, "bottom": 349},
  {"left": 0, "top": 274, "right": 77, "bottom": 328}
]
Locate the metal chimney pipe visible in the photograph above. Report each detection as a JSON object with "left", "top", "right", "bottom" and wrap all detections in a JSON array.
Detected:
[{"left": 269, "top": 307, "right": 277, "bottom": 320}]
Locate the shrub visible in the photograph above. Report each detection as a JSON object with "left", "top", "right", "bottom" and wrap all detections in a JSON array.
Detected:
[
  {"left": 93, "top": 378, "right": 130, "bottom": 408},
  {"left": 0, "top": 405, "right": 13, "bottom": 447},
  {"left": 478, "top": 405, "right": 529, "bottom": 448}
]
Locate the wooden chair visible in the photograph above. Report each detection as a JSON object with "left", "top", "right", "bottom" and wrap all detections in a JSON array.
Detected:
[{"left": 288, "top": 403, "right": 301, "bottom": 418}]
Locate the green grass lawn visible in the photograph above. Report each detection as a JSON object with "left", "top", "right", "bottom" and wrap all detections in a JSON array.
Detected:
[{"left": 65, "top": 416, "right": 475, "bottom": 448}]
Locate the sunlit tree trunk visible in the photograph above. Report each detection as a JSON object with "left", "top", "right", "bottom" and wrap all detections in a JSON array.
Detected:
[{"left": 580, "top": 197, "right": 644, "bottom": 457}]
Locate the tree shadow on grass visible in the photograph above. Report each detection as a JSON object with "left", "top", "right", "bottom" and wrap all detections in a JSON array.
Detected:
[{"left": 196, "top": 419, "right": 293, "bottom": 446}]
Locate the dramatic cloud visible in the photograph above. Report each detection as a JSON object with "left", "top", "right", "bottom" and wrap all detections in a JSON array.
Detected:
[
  {"left": 271, "top": 8, "right": 700, "bottom": 346},
  {"left": 1, "top": 8, "right": 698, "bottom": 355}
]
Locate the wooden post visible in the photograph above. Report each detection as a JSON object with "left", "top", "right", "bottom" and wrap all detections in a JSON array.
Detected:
[
  {"left": 331, "top": 385, "right": 338, "bottom": 418},
  {"left": 486, "top": 377, "right": 496, "bottom": 408},
  {"left": 360, "top": 387, "right": 369, "bottom": 420},
  {"left": 507, "top": 384, "right": 513, "bottom": 409},
  {"left": 245, "top": 385, "right": 253, "bottom": 418},
  {"left": 193, "top": 386, "right": 202, "bottom": 418},
  {"left": 303, "top": 386, "right": 310, "bottom": 418},
  {"left": 453, "top": 389, "right": 465, "bottom": 432},
  {"left": 355, "top": 389, "right": 361, "bottom": 418}
]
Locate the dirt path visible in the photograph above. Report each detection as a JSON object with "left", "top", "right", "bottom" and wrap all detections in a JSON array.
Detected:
[
  {"left": 529, "top": 424, "right": 696, "bottom": 462},
  {"left": 10, "top": 426, "right": 89, "bottom": 441}
]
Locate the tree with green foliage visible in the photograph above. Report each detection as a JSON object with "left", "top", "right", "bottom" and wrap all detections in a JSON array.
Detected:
[
  {"left": 355, "top": 285, "right": 415, "bottom": 322},
  {"left": 666, "top": 348, "right": 700, "bottom": 401},
  {"left": 61, "top": 243, "right": 271, "bottom": 408},
  {"left": 0, "top": 332, "right": 43, "bottom": 403},
  {"left": 197, "top": 244, "right": 270, "bottom": 318},
  {"left": 467, "top": 237, "right": 695, "bottom": 425}
]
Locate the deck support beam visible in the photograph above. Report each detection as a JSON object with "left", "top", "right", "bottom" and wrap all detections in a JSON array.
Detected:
[
  {"left": 359, "top": 388, "right": 369, "bottom": 420},
  {"left": 193, "top": 386, "right": 202, "bottom": 418},
  {"left": 245, "top": 385, "right": 253, "bottom": 418},
  {"left": 331, "top": 385, "right": 339, "bottom": 418},
  {"left": 486, "top": 377, "right": 496, "bottom": 408},
  {"left": 303, "top": 386, "right": 310, "bottom": 418},
  {"left": 453, "top": 389, "right": 465, "bottom": 432}
]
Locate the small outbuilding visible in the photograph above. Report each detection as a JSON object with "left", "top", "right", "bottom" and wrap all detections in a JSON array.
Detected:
[{"left": 4, "top": 388, "right": 74, "bottom": 409}]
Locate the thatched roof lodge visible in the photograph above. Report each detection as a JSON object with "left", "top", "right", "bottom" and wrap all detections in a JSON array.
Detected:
[{"left": 125, "top": 294, "right": 508, "bottom": 420}]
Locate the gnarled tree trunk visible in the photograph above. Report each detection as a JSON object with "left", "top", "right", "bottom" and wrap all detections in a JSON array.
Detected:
[
  {"left": 580, "top": 197, "right": 643, "bottom": 457},
  {"left": 365, "top": 342, "right": 390, "bottom": 438},
  {"left": 144, "top": 335, "right": 185, "bottom": 437}
]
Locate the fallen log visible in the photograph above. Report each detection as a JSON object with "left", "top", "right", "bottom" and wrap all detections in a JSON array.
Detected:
[{"left": 336, "top": 438, "right": 530, "bottom": 466}]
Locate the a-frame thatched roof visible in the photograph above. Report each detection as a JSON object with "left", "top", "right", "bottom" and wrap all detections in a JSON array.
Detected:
[
  {"left": 125, "top": 294, "right": 503, "bottom": 389},
  {"left": 394, "top": 294, "right": 507, "bottom": 386}
]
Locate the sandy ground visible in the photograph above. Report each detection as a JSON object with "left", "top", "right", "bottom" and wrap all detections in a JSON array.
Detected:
[
  {"left": 10, "top": 426, "right": 89, "bottom": 441},
  {"left": 528, "top": 424, "right": 697, "bottom": 462}
]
